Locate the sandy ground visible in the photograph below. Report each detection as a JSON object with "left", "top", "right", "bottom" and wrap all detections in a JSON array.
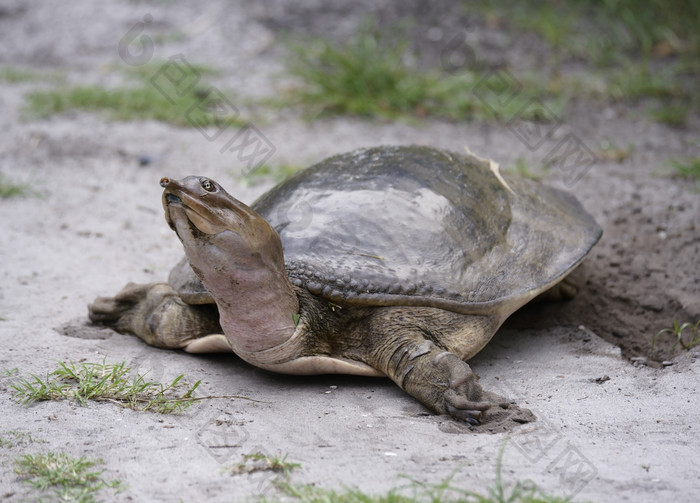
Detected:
[{"left": 1, "top": 1, "right": 699, "bottom": 502}]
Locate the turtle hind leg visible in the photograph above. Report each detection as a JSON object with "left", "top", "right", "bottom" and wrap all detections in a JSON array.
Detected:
[
  {"left": 88, "top": 282, "right": 227, "bottom": 352},
  {"left": 355, "top": 308, "right": 496, "bottom": 424},
  {"left": 533, "top": 269, "right": 583, "bottom": 303}
]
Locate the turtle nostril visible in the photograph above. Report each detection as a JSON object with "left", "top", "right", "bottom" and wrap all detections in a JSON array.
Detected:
[{"left": 160, "top": 177, "right": 170, "bottom": 188}]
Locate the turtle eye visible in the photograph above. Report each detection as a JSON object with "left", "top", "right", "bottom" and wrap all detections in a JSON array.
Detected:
[{"left": 201, "top": 179, "right": 215, "bottom": 192}]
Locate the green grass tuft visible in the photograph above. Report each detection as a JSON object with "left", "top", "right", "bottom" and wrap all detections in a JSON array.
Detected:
[
  {"left": 26, "top": 85, "right": 242, "bottom": 128},
  {"left": 0, "top": 173, "right": 36, "bottom": 198},
  {"left": 0, "top": 430, "right": 38, "bottom": 448},
  {"left": 124, "top": 60, "right": 219, "bottom": 81},
  {"left": 506, "top": 157, "right": 548, "bottom": 180},
  {"left": 244, "top": 164, "right": 304, "bottom": 185},
  {"left": 650, "top": 103, "right": 689, "bottom": 128},
  {"left": 25, "top": 60, "right": 243, "bottom": 128},
  {"left": 283, "top": 19, "right": 554, "bottom": 121},
  {"left": 573, "top": 0, "right": 700, "bottom": 59},
  {"left": 651, "top": 320, "right": 700, "bottom": 356},
  {"left": 284, "top": 19, "right": 424, "bottom": 118},
  {"left": 229, "top": 452, "right": 301, "bottom": 477},
  {"left": 606, "top": 62, "right": 685, "bottom": 102},
  {"left": 14, "top": 452, "right": 124, "bottom": 503},
  {"left": 0, "top": 66, "right": 40, "bottom": 83},
  {"left": 265, "top": 441, "right": 575, "bottom": 503},
  {"left": 478, "top": 1, "right": 700, "bottom": 123},
  {"left": 12, "top": 359, "right": 201, "bottom": 414},
  {"left": 0, "top": 66, "right": 65, "bottom": 84},
  {"left": 597, "top": 140, "right": 634, "bottom": 163},
  {"left": 669, "top": 157, "right": 700, "bottom": 190}
]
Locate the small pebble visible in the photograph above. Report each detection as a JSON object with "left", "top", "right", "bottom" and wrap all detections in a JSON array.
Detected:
[
  {"left": 631, "top": 356, "right": 647, "bottom": 366},
  {"left": 661, "top": 361, "right": 674, "bottom": 367}
]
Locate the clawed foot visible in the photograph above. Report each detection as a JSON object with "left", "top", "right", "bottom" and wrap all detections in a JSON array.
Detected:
[
  {"left": 88, "top": 282, "right": 219, "bottom": 349},
  {"left": 89, "top": 282, "right": 157, "bottom": 327},
  {"left": 435, "top": 353, "right": 492, "bottom": 425}
]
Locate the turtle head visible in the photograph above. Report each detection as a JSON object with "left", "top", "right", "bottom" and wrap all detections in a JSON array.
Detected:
[
  {"left": 159, "top": 176, "right": 298, "bottom": 356},
  {"left": 160, "top": 176, "right": 279, "bottom": 259}
]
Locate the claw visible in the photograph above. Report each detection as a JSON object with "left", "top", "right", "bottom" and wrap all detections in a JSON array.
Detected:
[
  {"left": 443, "top": 388, "right": 492, "bottom": 424},
  {"left": 446, "top": 404, "right": 483, "bottom": 424}
]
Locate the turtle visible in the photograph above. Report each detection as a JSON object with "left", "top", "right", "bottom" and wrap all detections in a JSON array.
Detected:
[{"left": 88, "top": 145, "right": 601, "bottom": 424}]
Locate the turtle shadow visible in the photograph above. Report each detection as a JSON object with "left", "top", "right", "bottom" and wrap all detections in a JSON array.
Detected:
[
  {"left": 59, "top": 319, "right": 535, "bottom": 433},
  {"left": 56, "top": 319, "right": 114, "bottom": 340}
]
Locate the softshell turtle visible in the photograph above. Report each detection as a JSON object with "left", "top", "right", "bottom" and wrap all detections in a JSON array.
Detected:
[{"left": 89, "top": 146, "right": 601, "bottom": 423}]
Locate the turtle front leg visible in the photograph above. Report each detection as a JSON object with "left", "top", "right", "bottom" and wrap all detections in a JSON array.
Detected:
[
  {"left": 360, "top": 331, "right": 491, "bottom": 424},
  {"left": 89, "top": 282, "right": 228, "bottom": 352}
]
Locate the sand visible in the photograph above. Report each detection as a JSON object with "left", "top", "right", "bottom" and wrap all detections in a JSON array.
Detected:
[{"left": 1, "top": 1, "right": 699, "bottom": 501}]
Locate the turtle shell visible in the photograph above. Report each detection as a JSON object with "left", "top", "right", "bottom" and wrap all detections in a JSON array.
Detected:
[
  {"left": 252, "top": 146, "right": 601, "bottom": 316},
  {"left": 171, "top": 146, "right": 601, "bottom": 315}
]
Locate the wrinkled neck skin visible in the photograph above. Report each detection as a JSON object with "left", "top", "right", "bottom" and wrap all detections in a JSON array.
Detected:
[{"left": 174, "top": 213, "right": 300, "bottom": 363}]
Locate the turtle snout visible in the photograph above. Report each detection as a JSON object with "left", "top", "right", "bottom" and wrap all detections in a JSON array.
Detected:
[{"left": 161, "top": 177, "right": 184, "bottom": 205}]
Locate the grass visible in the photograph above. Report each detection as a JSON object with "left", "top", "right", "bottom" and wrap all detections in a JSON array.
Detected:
[
  {"left": 606, "top": 62, "right": 685, "bottom": 101},
  {"left": 283, "top": 19, "right": 556, "bottom": 121},
  {"left": 669, "top": 157, "right": 700, "bottom": 190},
  {"left": 0, "top": 430, "right": 38, "bottom": 448},
  {"left": 281, "top": 5, "right": 700, "bottom": 124},
  {"left": 3, "top": 367, "right": 19, "bottom": 376},
  {"left": 263, "top": 441, "right": 573, "bottom": 503},
  {"left": 25, "top": 60, "right": 244, "bottom": 129},
  {"left": 274, "top": 477, "right": 570, "bottom": 503},
  {"left": 243, "top": 163, "right": 304, "bottom": 185},
  {"left": 0, "top": 173, "right": 36, "bottom": 198},
  {"left": 575, "top": 0, "right": 700, "bottom": 59},
  {"left": 14, "top": 452, "right": 124, "bottom": 503},
  {"left": 22, "top": 6, "right": 696, "bottom": 127},
  {"left": 0, "top": 66, "right": 41, "bottom": 83},
  {"left": 478, "top": 1, "right": 700, "bottom": 122},
  {"left": 651, "top": 320, "right": 700, "bottom": 356},
  {"left": 124, "top": 60, "right": 219, "bottom": 82},
  {"left": 11, "top": 359, "right": 201, "bottom": 414},
  {"left": 650, "top": 103, "right": 689, "bottom": 128},
  {"left": 229, "top": 452, "right": 301, "bottom": 477},
  {"left": 284, "top": 19, "right": 426, "bottom": 118},
  {"left": 506, "top": 157, "right": 547, "bottom": 180},
  {"left": 0, "top": 66, "right": 64, "bottom": 84},
  {"left": 596, "top": 141, "right": 634, "bottom": 163},
  {"left": 483, "top": 0, "right": 700, "bottom": 67}
]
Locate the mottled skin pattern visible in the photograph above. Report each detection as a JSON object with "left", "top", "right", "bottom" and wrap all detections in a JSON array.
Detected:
[{"left": 89, "top": 146, "right": 601, "bottom": 423}]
